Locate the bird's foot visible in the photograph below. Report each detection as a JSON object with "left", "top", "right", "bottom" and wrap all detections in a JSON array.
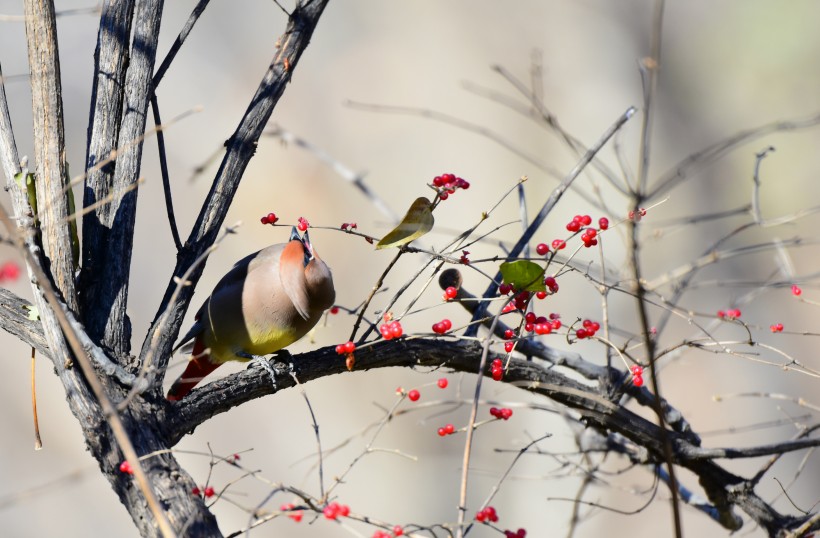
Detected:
[{"left": 239, "top": 352, "right": 278, "bottom": 390}]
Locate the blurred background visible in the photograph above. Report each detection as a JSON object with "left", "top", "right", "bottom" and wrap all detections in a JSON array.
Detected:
[{"left": 1, "top": 0, "right": 819, "bottom": 536}]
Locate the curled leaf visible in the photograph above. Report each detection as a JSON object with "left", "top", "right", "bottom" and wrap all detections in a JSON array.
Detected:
[
  {"left": 376, "top": 197, "right": 434, "bottom": 249},
  {"left": 499, "top": 260, "right": 546, "bottom": 292}
]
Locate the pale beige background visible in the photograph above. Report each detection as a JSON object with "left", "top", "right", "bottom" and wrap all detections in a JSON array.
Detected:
[{"left": 0, "top": 1, "right": 818, "bottom": 537}]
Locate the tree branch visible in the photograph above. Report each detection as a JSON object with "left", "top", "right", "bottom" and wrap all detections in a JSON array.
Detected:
[
  {"left": 163, "top": 338, "right": 814, "bottom": 536},
  {"left": 24, "top": 0, "right": 78, "bottom": 311}
]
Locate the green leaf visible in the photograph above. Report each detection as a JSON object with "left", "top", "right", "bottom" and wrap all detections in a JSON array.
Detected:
[
  {"left": 376, "top": 197, "right": 434, "bottom": 249},
  {"left": 24, "top": 305, "right": 40, "bottom": 321},
  {"left": 499, "top": 260, "right": 546, "bottom": 292}
]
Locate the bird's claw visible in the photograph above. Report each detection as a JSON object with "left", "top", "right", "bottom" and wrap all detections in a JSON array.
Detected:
[{"left": 241, "top": 352, "right": 278, "bottom": 391}]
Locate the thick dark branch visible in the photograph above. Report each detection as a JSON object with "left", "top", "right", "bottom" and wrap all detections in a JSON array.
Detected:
[
  {"left": 81, "top": 0, "right": 134, "bottom": 338},
  {"left": 82, "top": 0, "right": 164, "bottom": 357},
  {"left": 140, "top": 0, "right": 330, "bottom": 384},
  {"left": 24, "top": 0, "right": 77, "bottom": 311},
  {"left": 163, "top": 339, "right": 812, "bottom": 536}
]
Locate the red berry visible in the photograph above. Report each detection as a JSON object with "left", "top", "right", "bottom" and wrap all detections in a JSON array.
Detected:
[
  {"left": 792, "top": 284, "right": 802, "bottom": 296},
  {"left": 630, "top": 364, "right": 644, "bottom": 376},
  {"left": 580, "top": 215, "right": 592, "bottom": 226},
  {"left": 499, "top": 283, "right": 513, "bottom": 295},
  {"left": 536, "top": 243, "right": 549, "bottom": 255},
  {"left": 204, "top": 486, "right": 215, "bottom": 498},
  {"left": 492, "top": 358, "right": 502, "bottom": 367},
  {"left": 551, "top": 239, "right": 566, "bottom": 250},
  {"left": 437, "top": 378, "right": 448, "bottom": 389},
  {"left": 390, "top": 321, "right": 403, "bottom": 338},
  {"left": 192, "top": 486, "right": 201, "bottom": 496},
  {"left": 535, "top": 290, "right": 547, "bottom": 300},
  {"left": 632, "top": 375, "right": 644, "bottom": 387},
  {"left": 598, "top": 217, "right": 609, "bottom": 230},
  {"left": 393, "top": 525, "right": 404, "bottom": 536},
  {"left": 566, "top": 220, "right": 581, "bottom": 232},
  {"left": 330, "top": 306, "right": 340, "bottom": 314},
  {"left": 525, "top": 312, "right": 536, "bottom": 324},
  {"left": 444, "top": 423, "right": 455, "bottom": 434},
  {"left": 439, "top": 191, "right": 449, "bottom": 200},
  {"left": 491, "top": 367, "right": 503, "bottom": 381},
  {"left": 407, "top": 389, "right": 420, "bottom": 402},
  {"left": 551, "top": 319, "right": 562, "bottom": 330},
  {"left": 499, "top": 408, "right": 513, "bottom": 420},
  {"left": 438, "top": 427, "right": 447, "bottom": 437},
  {"left": 717, "top": 310, "right": 726, "bottom": 319},
  {"left": 444, "top": 286, "right": 458, "bottom": 299},
  {"left": 770, "top": 323, "right": 784, "bottom": 333},
  {"left": 335, "top": 344, "right": 345, "bottom": 354},
  {"left": 432, "top": 322, "right": 444, "bottom": 334},
  {"left": 323, "top": 503, "right": 339, "bottom": 520},
  {"left": 297, "top": 216, "right": 309, "bottom": 231},
  {"left": 338, "top": 504, "right": 350, "bottom": 517},
  {"left": 119, "top": 461, "right": 133, "bottom": 475},
  {"left": 576, "top": 328, "right": 588, "bottom": 339},
  {"left": 503, "top": 329, "right": 514, "bottom": 339},
  {"left": 344, "top": 341, "right": 356, "bottom": 354},
  {"left": 504, "top": 341, "right": 514, "bottom": 352}
]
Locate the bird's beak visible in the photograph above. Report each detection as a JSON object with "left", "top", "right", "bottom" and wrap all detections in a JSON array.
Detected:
[
  {"left": 301, "top": 230, "right": 315, "bottom": 262},
  {"left": 289, "top": 226, "right": 300, "bottom": 243}
]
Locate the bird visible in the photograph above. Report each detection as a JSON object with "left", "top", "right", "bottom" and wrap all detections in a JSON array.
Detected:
[{"left": 166, "top": 226, "right": 335, "bottom": 401}]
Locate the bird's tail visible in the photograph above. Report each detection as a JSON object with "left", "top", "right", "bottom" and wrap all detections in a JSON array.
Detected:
[{"left": 167, "top": 340, "right": 219, "bottom": 401}]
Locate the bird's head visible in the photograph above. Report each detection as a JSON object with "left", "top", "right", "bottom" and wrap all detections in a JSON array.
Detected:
[{"left": 281, "top": 226, "right": 336, "bottom": 319}]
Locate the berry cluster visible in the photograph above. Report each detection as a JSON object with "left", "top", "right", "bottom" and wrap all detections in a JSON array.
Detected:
[
  {"left": 630, "top": 364, "right": 644, "bottom": 387},
  {"left": 323, "top": 502, "right": 350, "bottom": 520},
  {"left": 490, "top": 358, "right": 504, "bottom": 381},
  {"left": 580, "top": 228, "right": 598, "bottom": 248},
  {"left": 575, "top": 319, "right": 600, "bottom": 339},
  {"left": 437, "top": 423, "right": 455, "bottom": 436},
  {"left": 335, "top": 341, "right": 356, "bottom": 355},
  {"left": 717, "top": 309, "right": 741, "bottom": 320},
  {"left": 443, "top": 286, "right": 458, "bottom": 300},
  {"left": 490, "top": 407, "right": 513, "bottom": 420},
  {"left": 0, "top": 261, "right": 20, "bottom": 282},
  {"left": 260, "top": 212, "right": 279, "bottom": 225},
  {"left": 297, "top": 216, "right": 310, "bottom": 231},
  {"left": 280, "top": 503, "right": 303, "bottom": 522},
  {"left": 792, "top": 284, "right": 802, "bottom": 296},
  {"left": 119, "top": 461, "right": 133, "bottom": 475},
  {"left": 380, "top": 320, "right": 404, "bottom": 340},
  {"left": 566, "top": 214, "right": 592, "bottom": 232},
  {"left": 629, "top": 207, "right": 647, "bottom": 221},
  {"left": 191, "top": 486, "right": 215, "bottom": 498},
  {"left": 340, "top": 222, "right": 358, "bottom": 230},
  {"left": 770, "top": 323, "right": 784, "bottom": 333},
  {"left": 475, "top": 506, "right": 499, "bottom": 523},
  {"left": 504, "top": 529, "right": 527, "bottom": 538},
  {"left": 432, "top": 173, "right": 470, "bottom": 201},
  {"left": 432, "top": 318, "right": 452, "bottom": 334}
]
